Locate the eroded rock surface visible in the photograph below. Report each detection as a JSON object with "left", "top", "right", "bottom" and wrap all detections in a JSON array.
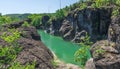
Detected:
[
  {"left": 0, "top": 20, "right": 54, "bottom": 69},
  {"left": 59, "top": 7, "right": 112, "bottom": 42},
  {"left": 90, "top": 16, "right": 120, "bottom": 69}
]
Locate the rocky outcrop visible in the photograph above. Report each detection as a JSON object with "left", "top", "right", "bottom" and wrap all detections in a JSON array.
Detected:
[
  {"left": 59, "top": 7, "right": 112, "bottom": 42},
  {"left": 90, "top": 40, "right": 120, "bottom": 69},
  {"left": 90, "top": 15, "right": 120, "bottom": 69},
  {"left": 108, "top": 15, "right": 120, "bottom": 53},
  {"left": 85, "top": 58, "right": 96, "bottom": 69},
  {"left": 0, "top": 20, "right": 54, "bottom": 69}
]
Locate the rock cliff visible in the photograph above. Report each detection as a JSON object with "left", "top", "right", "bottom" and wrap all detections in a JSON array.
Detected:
[{"left": 43, "top": 7, "right": 112, "bottom": 43}]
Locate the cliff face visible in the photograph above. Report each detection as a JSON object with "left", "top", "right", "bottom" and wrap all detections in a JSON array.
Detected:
[
  {"left": 46, "top": 7, "right": 112, "bottom": 43},
  {"left": 0, "top": 20, "right": 54, "bottom": 69}
]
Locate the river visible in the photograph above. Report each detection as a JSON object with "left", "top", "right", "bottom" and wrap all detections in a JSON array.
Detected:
[{"left": 38, "top": 30, "right": 91, "bottom": 66}]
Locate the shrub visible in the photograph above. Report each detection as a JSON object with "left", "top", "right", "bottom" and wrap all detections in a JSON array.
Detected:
[
  {"left": 74, "top": 45, "right": 90, "bottom": 66},
  {"left": 0, "top": 46, "right": 16, "bottom": 64},
  {"left": 80, "top": 3, "right": 87, "bottom": 9},
  {"left": 9, "top": 61, "right": 36, "bottom": 69},
  {"left": 51, "top": 60, "right": 58, "bottom": 68},
  {"left": 112, "top": 8, "right": 120, "bottom": 16},
  {"left": 0, "top": 16, "right": 12, "bottom": 25},
  {"left": 0, "top": 29, "right": 21, "bottom": 43},
  {"left": 74, "top": 32, "right": 92, "bottom": 67},
  {"left": 31, "top": 16, "right": 42, "bottom": 27},
  {"left": 22, "top": 21, "right": 30, "bottom": 27},
  {"left": 55, "top": 9, "right": 65, "bottom": 20}
]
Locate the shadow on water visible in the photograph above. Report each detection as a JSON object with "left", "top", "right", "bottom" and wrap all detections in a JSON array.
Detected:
[{"left": 37, "top": 30, "right": 91, "bottom": 66}]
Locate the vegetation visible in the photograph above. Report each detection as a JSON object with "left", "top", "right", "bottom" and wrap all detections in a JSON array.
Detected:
[
  {"left": 74, "top": 33, "right": 92, "bottom": 67},
  {"left": 28, "top": 14, "right": 42, "bottom": 27},
  {"left": 51, "top": 60, "right": 58, "bottom": 68},
  {"left": 5, "top": 13, "right": 30, "bottom": 21},
  {"left": 9, "top": 61, "right": 36, "bottom": 69},
  {"left": 94, "top": 46, "right": 106, "bottom": 57},
  {"left": 1, "top": 29, "right": 21, "bottom": 43},
  {"left": 22, "top": 21, "right": 30, "bottom": 27},
  {"left": 0, "top": 28, "right": 36, "bottom": 69},
  {"left": 0, "top": 46, "right": 17, "bottom": 65},
  {"left": 0, "top": 16, "right": 12, "bottom": 25}
]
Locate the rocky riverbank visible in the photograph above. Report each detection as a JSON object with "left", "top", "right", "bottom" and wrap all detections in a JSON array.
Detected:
[{"left": 0, "top": 20, "right": 54, "bottom": 69}]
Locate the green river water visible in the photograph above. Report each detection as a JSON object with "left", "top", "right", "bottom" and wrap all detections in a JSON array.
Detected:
[{"left": 38, "top": 30, "right": 91, "bottom": 66}]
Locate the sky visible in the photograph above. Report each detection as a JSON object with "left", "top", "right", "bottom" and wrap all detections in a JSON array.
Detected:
[{"left": 0, "top": 0, "right": 78, "bottom": 15}]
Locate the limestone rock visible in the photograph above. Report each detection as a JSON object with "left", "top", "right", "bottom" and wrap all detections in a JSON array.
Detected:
[{"left": 85, "top": 58, "right": 96, "bottom": 69}]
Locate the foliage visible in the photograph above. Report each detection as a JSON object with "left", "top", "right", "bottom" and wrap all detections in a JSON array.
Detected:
[
  {"left": 80, "top": 32, "right": 93, "bottom": 45},
  {"left": 28, "top": 14, "right": 42, "bottom": 27},
  {"left": 0, "top": 29, "right": 22, "bottom": 68},
  {"left": 22, "top": 21, "right": 30, "bottom": 27},
  {"left": 95, "top": 48, "right": 105, "bottom": 56},
  {"left": 9, "top": 61, "right": 36, "bottom": 69},
  {"left": 80, "top": 3, "right": 87, "bottom": 9},
  {"left": 0, "top": 29, "right": 21, "bottom": 43},
  {"left": 112, "top": 7, "right": 120, "bottom": 16},
  {"left": 5, "top": 13, "right": 30, "bottom": 21},
  {"left": 116, "top": 0, "right": 120, "bottom": 6},
  {"left": 0, "top": 16, "right": 12, "bottom": 25},
  {"left": 55, "top": 9, "right": 65, "bottom": 20},
  {"left": 0, "top": 46, "right": 17, "bottom": 64},
  {"left": 51, "top": 60, "right": 58, "bottom": 68},
  {"left": 0, "top": 15, "right": 21, "bottom": 25},
  {"left": 74, "top": 45, "right": 90, "bottom": 66},
  {"left": 74, "top": 32, "right": 92, "bottom": 67},
  {"left": 93, "top": 46, "right": 106, "bottom": 58},
  {"left": 91, "top": 0, "right": 108, "bottom": 8}
]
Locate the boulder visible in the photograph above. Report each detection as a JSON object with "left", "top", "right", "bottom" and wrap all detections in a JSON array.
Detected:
[{"left": 91, "top": 40, "right": 120, "bottom": 69}]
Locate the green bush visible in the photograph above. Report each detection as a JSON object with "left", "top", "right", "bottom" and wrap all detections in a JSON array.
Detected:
[
  {"left": 74, "top": 32, "right": 92, "bottom": 67},
  {"left": 55, "top": 9, "right": 65, "bottom": 20},
  {"left": 116, "top": 0, "right": 120, "bottom": 5},
  {"left": 0, "top": 46, "right": 17, "bottom": 64},
  {"left": 22, "top": 21, "right": 30, "bottom": 27},
  {"left": 9, "top": 61, "right": 36, "bottom": 69},
  {"left": 0, "top": 16, "right": 12, "bottom": 25},
  {"left": 112, "top": 8, "right": 120, "bottom": 16},
  {"left": 80, "top": 3, "right": 87, "bottom": 9},
  {"left": 0, "top": 29, "right": 21, "bottom": 43},
  {"left": 74, "top": 45, "right": 90, "bottom": 66},
  {"left": 28, "top": 14, "right": 43, "bottom": 27},
  {"left": 51, "top": 60, "right": 58, "bottom": 68}
]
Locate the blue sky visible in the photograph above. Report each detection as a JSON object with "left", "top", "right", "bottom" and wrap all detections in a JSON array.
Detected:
[{"left": 0, "top": 0, "right": 78, "bottom": 15}]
